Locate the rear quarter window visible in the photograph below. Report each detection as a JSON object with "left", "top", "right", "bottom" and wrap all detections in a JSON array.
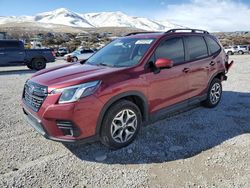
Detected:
[
  {"left": 205, "top": 36, "right": 221, "bottom": 54},
  {"left": 185, "top": 36, "right": 208, "bottom": 60}
]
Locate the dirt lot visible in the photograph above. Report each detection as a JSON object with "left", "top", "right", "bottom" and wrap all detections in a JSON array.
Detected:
[{"left": 0, "top": 55, "right": 249, "bottom": 188}]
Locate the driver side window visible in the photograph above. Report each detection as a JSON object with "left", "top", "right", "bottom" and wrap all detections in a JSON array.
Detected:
[{"left": 155, "top": 37, "right": 185, "bottom": 65}]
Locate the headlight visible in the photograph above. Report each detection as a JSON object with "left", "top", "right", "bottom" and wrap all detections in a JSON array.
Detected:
[{"left": 51, "top": 81, "right": 101, "bottom": 104}]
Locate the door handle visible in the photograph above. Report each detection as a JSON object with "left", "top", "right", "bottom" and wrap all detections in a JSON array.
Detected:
[
  {"left": 183, "top": 68, "right": 190, "bottom": 73},
  {"left": 210, "top": 61, "right": 215, "bottom": 66},
  {"left": 19, "top": 52, "right": 24, "bottom": 55},
  {"left": 0, "top": 52, "right": 5, "bottom": 55}
]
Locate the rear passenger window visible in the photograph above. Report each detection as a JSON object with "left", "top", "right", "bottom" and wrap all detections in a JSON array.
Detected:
[
  {"left": 205, "top": 36, "right": 221, "bottom": 54},
  {"left": 155, "top": 37, "right": 185, "bottom": 65},
  {"left": 185, "top": 36, "right": 208, "bottom": 60},
  {"left": 0, "top": 41, "right": 20, "bottom": 49}
]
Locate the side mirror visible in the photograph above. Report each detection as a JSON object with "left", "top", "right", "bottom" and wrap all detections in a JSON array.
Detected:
[{"left": 155, "top": 58, "right": 173, "bottom": 69}]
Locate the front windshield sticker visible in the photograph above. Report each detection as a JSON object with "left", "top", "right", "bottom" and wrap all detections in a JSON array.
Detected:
[
  {"left": 114, "top": 42, "right": 124, "bottom": 46},
  {"left": 135, "top": 39, "right": 154, "bottom": 45}
]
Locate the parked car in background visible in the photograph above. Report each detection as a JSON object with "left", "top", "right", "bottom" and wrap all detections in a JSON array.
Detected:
[
  {"left": 224, "top": 45, "right": 249, "bottom": 55},
  {"left": 236, "top": 45, "right": 249, "bottom": 54},
  {"left": 0, "top": 40, "right": 55, "bottom": 70},
  {"left": 56, "top": 47, "right": 69, "bottom": 57},
  {"left": 64, "top": 48, "right": 95, "bottom": 62},
  {"left": 22, "top": 29, "right": 233, "bottom": 149},
  {"left": 224, "top": 46, "right": 237, "bottom": 55}
]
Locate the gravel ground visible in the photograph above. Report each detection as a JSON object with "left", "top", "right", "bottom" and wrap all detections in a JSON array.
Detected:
[{"left": 0, "top": 55, "right": 249, "bottom": 188}]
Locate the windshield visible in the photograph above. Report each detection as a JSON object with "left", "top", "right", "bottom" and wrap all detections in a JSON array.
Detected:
[
  {"left": 86, "top": 37, "right": 155, "bottom": 67},
  {"left": 73, "top": 49, "right": 81, "bottom": 54}
]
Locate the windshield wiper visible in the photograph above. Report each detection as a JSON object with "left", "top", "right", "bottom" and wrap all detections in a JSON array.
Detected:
[
  {"left": 98, "top": 63, "right": 113, "bottom": 67},
  {"left": 86, "top": 62, "right": 113, "bottom": 67}
]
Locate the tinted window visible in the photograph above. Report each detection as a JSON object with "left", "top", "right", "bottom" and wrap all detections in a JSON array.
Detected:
[
  {"left": 205, "top": 36, "right": 221, "bottom": 54},
  {"left": 0, "top": 41, "right": 21, "bottom": 49},
  {"left": 155, "top": 37, "right": 185, "bottom": 65},
  {"left": 83, "top": 49, "right": 94, "bottom": 53},
  {"left": 185, "top": 36, "right": 208, "bottom": 60}
]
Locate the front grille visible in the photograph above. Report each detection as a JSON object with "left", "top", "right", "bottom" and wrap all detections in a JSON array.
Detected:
[{"left": 23, "top": 81, "right": 48, "bottom": 112}]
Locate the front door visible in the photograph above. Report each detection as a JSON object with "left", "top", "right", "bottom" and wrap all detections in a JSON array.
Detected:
[{"left": 145, "top": 37, "right": 191, "bottom": 114}]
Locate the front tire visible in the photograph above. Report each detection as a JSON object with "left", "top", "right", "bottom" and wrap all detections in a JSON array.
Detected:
[
  {"left": 100, "top": 100, "right": 142, "bottom": 149},
  {"left": 202, "top": 78, "right": 222, "bottom": 108},
  {"left": 72, "top": 57, "right": 78, "bottom": 62}
]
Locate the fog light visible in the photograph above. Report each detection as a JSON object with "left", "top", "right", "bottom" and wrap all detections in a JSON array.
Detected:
[{"left": 56, "top": 120, "right": 80, "bottom": 137}]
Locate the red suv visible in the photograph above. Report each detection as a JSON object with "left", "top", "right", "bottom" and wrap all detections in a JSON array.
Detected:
[{"left": 22, "top": 29, "right": 233, "bottom": 149}]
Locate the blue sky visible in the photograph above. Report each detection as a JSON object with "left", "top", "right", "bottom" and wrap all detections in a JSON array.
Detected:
[
  {"left": 0, "top": 0, "right": 250, "bottom": 31},
  {"left": 0, "top": 0, "right": 188, "bottom": 17}
]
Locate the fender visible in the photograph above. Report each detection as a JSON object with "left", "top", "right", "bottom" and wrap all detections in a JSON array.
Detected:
[
  {"left": 95, "top": 91, "right": 149, "bottom": 136},
  {"left": 25, "top": 56, "right": 48, "bottom": 64},
  {"left": 206, "top": 71, "right": 225, "bottom": 92}
]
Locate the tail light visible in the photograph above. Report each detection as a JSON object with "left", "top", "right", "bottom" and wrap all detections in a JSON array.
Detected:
[
  {"left": 225, "top": 60, "right": 234, "bottom": 72},
  {"left": 52, "top": 51, "right": 56, "bottom": 57}
]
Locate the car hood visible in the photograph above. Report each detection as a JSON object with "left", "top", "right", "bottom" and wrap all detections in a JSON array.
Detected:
[
  {"left": 64, "top": 52, "right": 78, "bottom": 57},
  {"left": 30, "top": 63, "right": 125, "bottom": 92}
]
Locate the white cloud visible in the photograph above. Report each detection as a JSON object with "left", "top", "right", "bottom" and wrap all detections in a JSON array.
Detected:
[{"left": 156, "top": 0, "right": 250, "bottom": 32}]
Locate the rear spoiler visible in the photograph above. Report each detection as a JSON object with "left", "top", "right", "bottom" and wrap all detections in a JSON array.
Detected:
[{"left": 225, "top": 60, "right": 234, "bottom": 73}]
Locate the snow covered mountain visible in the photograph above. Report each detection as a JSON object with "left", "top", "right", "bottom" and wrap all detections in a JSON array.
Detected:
[
  {"left": 34, "top": 8, "right": 93, "bottom": 28},
  {"left": 82, "top": 11, "right": 180, "bottom": 31},
  {"left": 0, "top": 8, "right": 182, "bottom": 31},
  {"left": 0, "top": 16, "right": 33, "bottom": 25}
]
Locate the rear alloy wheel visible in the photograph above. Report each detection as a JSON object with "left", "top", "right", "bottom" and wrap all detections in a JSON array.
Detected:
[
  {"left": 203, "top": 78, "right": 222, "bottom": 108},
  {"left": 100, "top": 100, "right": 142, "bottom": 149}
]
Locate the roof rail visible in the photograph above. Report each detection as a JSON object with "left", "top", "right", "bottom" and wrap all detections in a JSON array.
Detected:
[
  {"left": 125, "top": 31, "right": 161, "bottom": 36},
  {"left": 166, "top": 29, "right": 209, "bottom": 34}
]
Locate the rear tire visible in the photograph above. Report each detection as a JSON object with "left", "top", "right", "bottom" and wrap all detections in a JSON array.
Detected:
[
  {"left": 238, "top": 50, "right": 244, "bottom": 55},
  {"left": 202, "top": 78, "right": 222, "bottom": 108},
  {"left": 227, "top": 51, "right": 233, "bottom": 55},
  {"left": 100, "top": 100, "right": 142, "bottom": 149},
  {"left": 32, "top": 58, "right": 46, "bottom": 70}
]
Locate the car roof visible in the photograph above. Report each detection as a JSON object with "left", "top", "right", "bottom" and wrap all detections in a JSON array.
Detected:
[{"left": 125, "top": 29, "right": 211, "bottom": 39}]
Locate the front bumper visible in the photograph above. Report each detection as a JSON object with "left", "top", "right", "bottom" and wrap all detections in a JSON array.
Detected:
[{"left": 22, "top": 94, "right": 103, "bottom": 142}]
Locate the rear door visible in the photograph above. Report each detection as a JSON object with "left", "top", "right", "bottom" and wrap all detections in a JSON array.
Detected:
[
  {"left": 183, "top": 35, "right": 210, "bottom": 97},
  {"left": 204, "top": 35, "right": 223, "bottom": 79},
  {"left": 145, "top": 37, "right": 190, "bottom": 113}
]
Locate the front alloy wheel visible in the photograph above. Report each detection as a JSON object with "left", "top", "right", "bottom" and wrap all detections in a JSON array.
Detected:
[
  {"left": 101, "top": 100, "right": 142, "bottom": 149},
  {"left": 111, "top": 109, "right": 137, "bottom": 143}
]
